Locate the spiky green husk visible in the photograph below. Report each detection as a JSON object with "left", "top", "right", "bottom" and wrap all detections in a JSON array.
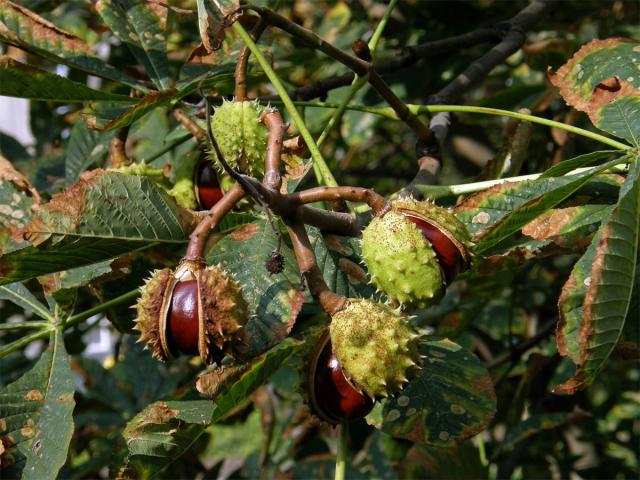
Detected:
[
  {"left": 392, "top": 198, "right": 473, "bottom": 263},
  {"left": 330, "top": 299, "right": 420, "bottom": 398},
  {"left": 167, "top": 152, "right": 199, "bottom": 209},
  {"left": 209, "top": 100, "right": 268, "bottom": 176},
  {"left": 134, "top": 268, "right": 173, "bottom": 361},
  {"left": 199, "top": 265, "right": 249, "bottom": 364},
  {"left": 362, "top": 210, "right": 444, "bottom": 307}
]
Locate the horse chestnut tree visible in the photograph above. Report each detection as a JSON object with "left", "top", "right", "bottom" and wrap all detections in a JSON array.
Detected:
[{"left": 0, "top": 2, "right": 637, "bottom": 479}]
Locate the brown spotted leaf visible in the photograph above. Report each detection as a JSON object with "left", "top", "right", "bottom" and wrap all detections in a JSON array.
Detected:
[
  {"left": 0, "top": 172, "right": 187, "bottom": 286},
  {"left": 0, "top": 0, "right": 140, "bottom": 89},
  {"left": 550, "top": 38, "right": 640, "bottom": 123},
  {"left": 461, "top": 157, "right": 627, "bottom": 255},
  {"left": 0, "top": 329, "right": 75, "bottom": 479},
  {"left": 0, "top": 155, "right": 40, "bottom": 254},
  {"left": 205, "top": 219, "right": 304, "bottom": 359},
  {"left": 554, "top": 156, "right": 639, "bottom": 394},
  {"left": 367, "top": 337, "right": 496, "bottom": 446},
  {"left": 96, "top": 0, "right": 169, "bottom": 90}
]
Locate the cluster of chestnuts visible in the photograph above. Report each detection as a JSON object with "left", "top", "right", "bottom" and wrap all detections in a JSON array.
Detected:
[{"left": 134, "top": 99, "right": 473, "bottom": 426}]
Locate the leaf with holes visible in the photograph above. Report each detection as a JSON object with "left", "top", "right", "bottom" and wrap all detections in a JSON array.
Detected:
[
  {"left": 0, "top": 171, "right": 187, "bottom": 285},
  {"left": 550, "top": 38, "right": 640, "bottom": 124},
  {"left": 367, "top": 337, "right": 496, "bottom": 446},
  {"left": 96, "top": 0, "right": 170, "bottom": 90},
  {"left": 554, "top": 157, "right": 639, "bottom": 394},
  {"left": 206, "top": 219, "right": 304, "bottom": 359},
  {"left": 0, "top": 330, "right": 75, "bottom": 479},
  {"left": 0, "top": 0, "right": 140, "bottom": 89}
]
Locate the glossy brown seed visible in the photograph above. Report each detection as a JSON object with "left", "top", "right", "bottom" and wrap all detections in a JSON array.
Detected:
[
  {"left": 167, "top": 280, "right": 199, "bottom": 356},
  {"left": 195, "top": 162, "right": 224, "bottom": 210},
  {"left": 313, "top": 338, "right": 373, "bottom": 423},
  {"left": 405, "top": 215, "right": 462, "bottom": 283}
]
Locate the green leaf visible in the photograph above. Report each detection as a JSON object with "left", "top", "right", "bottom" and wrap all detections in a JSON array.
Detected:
[
  {"left": 309, "top": 228, "right": 376, "bottom": 299},
  {"left": 367, "top": 337, "right": 496, "bottom": 446},
  {"left": 554, "top": 156, "right": 640, "bottom": 394},
  {"left": 96, "top": 0, "right": 170, "bottom": 90},
  {"left": 95, "top": 90, "right": 178, "bottom": 131},
  {"left": 490, "top": 412, "right": 577, "bottom": 460},
  {"left": 0, "top": 330, "right": 75, "bottom": 479},
  {"left": 0, "top": 172, "right": 187, "bottom": 285},
  {"left": 64, "top": 121, "right": 113, "bottom": 185},
  {"left": 0, "top": 0, "right": 141, "bottom": 89},
  {"left": 463, "top": 157, "right": 627, "bottom": 254},
  {"left": 597, "top": 96, "right": 640, "bottom": 146},
  {"left": 0, "top": 56, "right": 134, "bottom": 103},
  {"left": 206, "top": 220, "right": 305, "bottom": 358},
  {"left": 122, "top": 336, "right": 305, "bottom": 478},
  {"left": 550, "top": 38, "right": 640, "bottom": 124},
  {"left": 540, "top": 150, "right": 619, "bottom": 178},
  {"left": 0, "top": 283, "right": 52, "bottom": 320}
]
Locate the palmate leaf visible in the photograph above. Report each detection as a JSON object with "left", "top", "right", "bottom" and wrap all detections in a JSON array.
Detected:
[
  {"left": 0, "top": 0, "right": 140, "bottom": 89},
  {"left": 554, "top": 156, "right": 639, "bottom": 394},
  {"left": 597, "top": 95, "right": 640, "bottom": 147},
  {"left": 0, "top": 330, "right": 75, "bottom": 480},
  {"left": 0, "top": 283, "right": 51, "bottom": 320},
  {"left": 64, "top": 121, "right": 113, "bottom": 185},
  {"left": 0, "top": 172, "right": 188, "bottom": 285},
  {"left": 206, "top": 219, "right": 304, "bottom": 359},
  {"left": 121, "top": 337, "right": 304, "bottom": 479},
  {"left": 367, "top": 337, "right": 496, "bottom": 447},
  {"left": 0, "top": 57, "right": 134, "bottom": 103},
  {"left": 309, "top": 227, "right": 376, "bottom": 299},
  {"left": 86, "top": 66, "right": 236, "bottom": 131},
  {"left": 96, "top": 0, "right": 170, "bottom": 90},
  {"left": 457, "top": 156, "right": 628, "bottom": 254}
]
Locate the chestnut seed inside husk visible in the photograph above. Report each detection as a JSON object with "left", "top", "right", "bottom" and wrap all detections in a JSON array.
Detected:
[
  {"left": 167, "top": 279, "right": 200, "bottom": 356},
  {"left": 404, "top": 214, "right": 462, "bottom": 283},
  {"left": 312, "top": 337, "right": 373, "bottom": 424},
  {"left": 195, "top": 161, "right": 224, "bottom": 210}
]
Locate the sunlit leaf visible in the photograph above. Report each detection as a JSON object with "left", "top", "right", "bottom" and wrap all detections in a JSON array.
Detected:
[
  {"left": 367, "top": 337, "right": 496, "bottom": 446},
  {"left": 96, "top": 0, "right": 170, "bottom": 90},
  {"left": 0, "top": 0, "right": 140, "bottom": 89},
  {"left": 555, "top": 156, "right": 639, "bottom": 393}
]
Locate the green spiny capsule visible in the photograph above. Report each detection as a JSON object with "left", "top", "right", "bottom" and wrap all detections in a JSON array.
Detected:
[
  {"left": 329, "top": 299, "right": 421, "bottom": 398},
  {"left": 208, "top": 100, "right": 268, "bottom": 176},
  {"left": 361, "top": 198, "right": 473, "bottom": 308}
]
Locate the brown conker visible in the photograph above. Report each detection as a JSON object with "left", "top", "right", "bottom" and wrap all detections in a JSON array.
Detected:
[
  {"left": 309, "top": 334, "right": 373, "bottom": 424},
  {"left": 194, "top": 161, "right": 224, "bottom": 210},
  {"left": 404, "top": 214, "right": 462, "bottom": 283},
  {"left": 167, "top": 279, "right": 199, "bottom": 356}
]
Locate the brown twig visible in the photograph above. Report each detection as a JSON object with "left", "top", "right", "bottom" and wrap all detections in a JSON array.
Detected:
[
  {"left": 109, "top": 126, "right": 131, "bottom": 168},
  {"left": 261, "top": 109, "right": 286, "bottom": 191},
  {"left": 235, "top": 17, "right": 268, "bottom": 100},
  {"left": 173, "top": 108, "right": 206, "bottom": 143},
  {"left": 284, "top": 220, "right": 347, "bottom": 316},
  {"left": 286, "top": 186, "right": 390, "bottom": 216},
  {"left": 185, "top": 183, "right": 245, "bottom": 259},
  {"left": 242, "top": 5, "right": 433, "bottom": 144}
]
